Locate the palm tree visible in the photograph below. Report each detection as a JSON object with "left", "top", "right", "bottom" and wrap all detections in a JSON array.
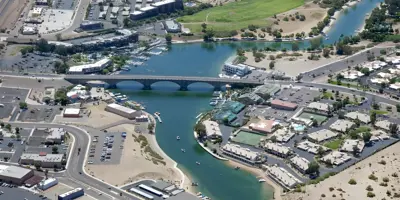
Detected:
[{"left": 389, "top": 123, "right": 398, "bottom": 137}]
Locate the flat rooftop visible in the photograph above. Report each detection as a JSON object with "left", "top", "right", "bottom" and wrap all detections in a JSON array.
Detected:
[
  {"left": 0, "top": 165, "right": 32, "bottom": 179},
  {"left": 321, "top": 151, "right": 351, "bottom": 165},
  {"left": 345, "top": 112, "right": 370, "bottom": 124},
  {"left": 308, "top": 129, "right": 338, "bottom": 142},
  {"left": 329, "top": 119, "right": 355, "bottom": 132}
]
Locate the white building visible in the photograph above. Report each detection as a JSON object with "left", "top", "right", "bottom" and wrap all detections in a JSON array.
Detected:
[
  {"left": 329, "top": 120, "right": 355, "bottom": 132},
  {"left": 136, "top": 115, "right": 149, "bottom": 122},
  {"left": 63, "top": 108, "right": 80, "bottom": 118},
  {"left": 306, "top": 102, "right": 331, "bottom": 115},
  {"left": 45, "top": 128, "right": 65, "bottom": 144},
  {"left": 290, "top": 156, "right": 309, "bottom": 174},
  {"left": 340, "top": 70, "right": 364, "bottom": 80},
  {"left": 105, "top": 103, "right": 142, "bottom": 119},
  {"left": 390, "top": 82, "right": 400, "bottom": 90},
  {"left": 221, "top": 143, "right": 263, "bottom": 165},
  {"left": 370, "top": 78, "right": 389, "bottom": 84},
  {"left": 22, "top": 26, "right": 38, "bottom": 35},
  {"left": 67, "top": 58, "right": 112, "bottom": 74},
  {"left": 0, "top": 165, "right": 34, "bottom": 185},
  {"left": 388, "top": 68, "right": 400, "bottom": 75},
  {"left": 345, "top": 111, "right": 370, "bottom": 124},
  {"left": 272, "top": 128, "right": 295, "bottom": 143},
  {"left": 20, "top": 153, "right": 64, "bottom": 168},
  {"left": 340, "top": 139, "right": 365, "bottom": 153},
  {"left": 265, "top": 165, "right": 301, "bottom": 189},
  {"left": 307, "top": 129, "right": 338, "bottom": 143},
  {"left": 297, "top": 140, "right": 329, "bottom": 154},
  {"left": 321, "top": 151, "right": 351, "bottom": 165},
  {"left": 223, "top": 63, "right": 250, "bottom": 77},
  {"left": 66, "top": 85, "right": 90, "bottom": 102},
  {"left": 375, "top": 120, "right": 391, "bottom": 131},
  {"left": 362, "top": 60, "right": 387, "bottom": 71},
  {"left": 370, "top": 130, "right": 390, "bottom": 141},
  {"left": 264, "top": 142, "right": 291, "bottom": 158},
  {"left": 377, "top": 72, "right": 394, "bottom": 79},
  {"left": 202, "top": 120, "right": 222, "bottom": 139}
]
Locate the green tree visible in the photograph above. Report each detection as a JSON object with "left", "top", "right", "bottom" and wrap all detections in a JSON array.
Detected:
[
  {"left": 396, "top": 104, "right": 400, "bottom": 112},
  {"left": 102, "top": 69, "right": 109, "bottom": 74},
  {"left": 15, "top": 127, "right": 20, "bottom": 134},
  {"left": 363, "top": 132, "right": 372, "bottom": 143},
  {"left": 370, "top": 112, "right": 376, "bottom": 125},
  {"left": 34, "top": 162, "right": 42, "bottom": 170},
  {"left": 165, "top": 34, "right": 172, "bottom": 43},
  {"left": 310, "top": 37, "right": 322, "bottom": 50},
  {"left": 5, "top": 124, "right": 11, "bottom": 131},
  {"left": 44, "top": 169, "right": 49, "bottom": 179},
  {"left": 52, "top": 146, "right": 58, "bottom": 154},
  {"left": 317, "top": 146, "right": 325, "bottom": 157},
  {"left": 389, "top": 123, "right": 398, "bottom": 136},
  {"left": 19, "top": 102, "right": 28, "bottom": 109},
  {"left": 306, "top": 161, "right": 320, "bottom": 176},
  {"left": 312, "top": 119, "right": 318, "bottom": 127},
  {"left": 148, "top": 123, "right": 155, "bottom": 133}
]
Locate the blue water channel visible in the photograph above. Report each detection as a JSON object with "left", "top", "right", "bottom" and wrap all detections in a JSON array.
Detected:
[{"left": 115, "top": 0, "right": 383, "bottom": 199}]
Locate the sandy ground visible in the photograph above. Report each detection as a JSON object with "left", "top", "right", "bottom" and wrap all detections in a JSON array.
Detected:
[
  {"left": 243, "top": 51, "right": 343, "bottom": 77},
  {"left": 268, "top": 2, "right": 327, "bottom": 35},
  {"left": 283, "top": 142, "right": 400, "bottom": 200},
  {"left": 86, "top": 124, "right": 195, "bottom": 193},
  {"left": 0, "top": 0, "right": 27, "bottom": 30}
]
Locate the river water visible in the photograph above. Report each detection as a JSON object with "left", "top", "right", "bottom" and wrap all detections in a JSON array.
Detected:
[{"left": 114, "top": 0, "right": 382, "bottom": 199}]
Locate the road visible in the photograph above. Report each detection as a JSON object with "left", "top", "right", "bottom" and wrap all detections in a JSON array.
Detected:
[{"left": 8, "top": 122, "right": 140, "bottom": 200}]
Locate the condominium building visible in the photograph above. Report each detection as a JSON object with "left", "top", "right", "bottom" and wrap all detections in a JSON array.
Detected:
[
  {"left": 329, "top": 120, "right": 355, "bottom": 133},
  {"left": 305, "top": 102, "right": 332, "bottom": 116},
  {"left": 307, "top": 129, "right": 338, "bottom": 143},
  {"left": 202, "top": 120, "right": 222, "bottom": 139},
  {"left": 296, "top": 140, "right": 330, "bottom": 154},
  {"left": 264, "top": 142, "right": 291, "bottom": 158},
  {"left": 340, "top": 139, "right": 365, "bottom": 153},
  {"left": 290, "top": 156, "right": 310, "bottom": 174},
  {"left": 221, "top": 143, "right": 264, "bottom": 165},
  {"left": 265, "top": 165, "right": 301, "bottom": 189},
  {"left": 345, "top": 111, "right": 370, "bottom": 124},
  {"left": 223, "top": 63, "right": 250, "bottom": 77},
  {"left": 321, "top": 151, "right": 351, "bottom": 166},
  {"left": 67, "top": 58, "right": 112, "bottom": 74}
]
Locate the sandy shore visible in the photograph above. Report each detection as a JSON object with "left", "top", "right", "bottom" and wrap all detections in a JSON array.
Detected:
[
  {"left": 225, "top": 161, "right": 283, "bottom": 200},
  {"left": 283, "top": 141, "right": 400, "bottom": 200},
  {"left": 243, "top": 51, "right": 344, "bottom": 77},
  {"left": 85, "top": 123, "right": 196, "bottom": 194}
]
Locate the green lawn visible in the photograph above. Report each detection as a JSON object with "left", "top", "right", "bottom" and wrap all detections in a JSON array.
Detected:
[
  {"left": 322, "top": 92, "right": 333, "bottom": 99},
  {"left": 178, "top": 0, "right": 304, "bottom": 33},
  {"left": 370, "top": 110, "right": 389, "bottom": 115},
  {"left": 324, "top": 138, "right": 344, "bottom": 150}
]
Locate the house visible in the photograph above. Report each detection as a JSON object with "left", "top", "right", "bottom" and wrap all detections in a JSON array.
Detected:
[
  {"left": 297, "top": 140, "right": 330, "bottom": 154},
  {"left": 221, "top": 143, "right": 264, "bottom": 165},
  {"left": 307, "top": 129, "right": 338, "bottom": 143},
  {"left": 345, "top": 112, "right": 370, "bottom": 124},
  {"left": 272, "top": 128, "right": 295, "bottom": 143},
  {"left": 329, "top": 120, "right": 355, "bottom": 133},
  {"left": 340, "top": 139, "right": 365, "bottom": 153},
  {"left": 265, "top": 165, "right": 302, "bottom": 189},
  {"left": 321, "top": 151, "right": 351, "bottom": 165},
  {"left": 375, "top": 120, "right": 391, "bottom": 131}
]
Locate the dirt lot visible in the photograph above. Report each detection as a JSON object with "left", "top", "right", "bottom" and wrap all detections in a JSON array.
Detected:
[
  {"left": 86, "top": 124, "right": 194, "bottom": 192},
  {"left": 268, "top": 2, "right": 327, "bottom": 35},
  {"left": 283, "top": 142, "right": 400, "bottom": 200},
  {"left": 0, "top": 0, "right": 28, "bottom": 31}
]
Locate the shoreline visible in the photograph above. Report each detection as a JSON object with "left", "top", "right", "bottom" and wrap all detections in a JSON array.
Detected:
[
  {"left": 225, "top": 161, "right": 283, "bottom": 200},
  {"left": 146, "top": 112, "right": 197, "bottom": 194}
]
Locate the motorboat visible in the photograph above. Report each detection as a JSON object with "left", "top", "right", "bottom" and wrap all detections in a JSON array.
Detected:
[
  {"left": 196, "top": 161, "right": 201, "bottom": 165},
  {"left": 258, "top": 179, "right": 266, "bottom": 183},
  {"left": 234, "top": 166, "right": 240, "bottom": 170},
  {"left": 181, "top": 148, "right": 185, "bottom": 153},
  {"left": 176, "top": 136, "right": 180, "bottom": 140},
  {"left": 209, "top": 101, "right": 218, "bottom": 106}
]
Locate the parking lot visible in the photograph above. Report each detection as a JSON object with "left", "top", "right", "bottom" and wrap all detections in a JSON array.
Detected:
[
  {"left": 87, "top": 132, "right": 125, "bottom": 165},
  {"left": 0, "top": 103, "right": 15, "bottom": 119},
  {"left": 0, "top": 53, "right": 61, "bottom": 74},
  {"left": 18, "top": 106, "right": 61, "bottom": 122},
  {"left": 0, "top": 128, "right": 31, "bottom": 162},
  {"left": 0, "top": 185, "right": 45, "bottom": 200},
  {"left": 275, "top": 87, "right": 321, "bottom": 107}
]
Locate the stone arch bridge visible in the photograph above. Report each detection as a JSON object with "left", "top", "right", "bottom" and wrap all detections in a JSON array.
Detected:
[{"left": 64, "top": 75, "right": 264, "bottom": 91}]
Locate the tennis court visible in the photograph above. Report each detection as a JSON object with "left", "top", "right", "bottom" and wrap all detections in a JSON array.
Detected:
[
  {"left": 231, "top": 130, "right": 266, "bottom": 146},
  {"left": 297, "top": 111, "right": 328, "bottom": 125}
]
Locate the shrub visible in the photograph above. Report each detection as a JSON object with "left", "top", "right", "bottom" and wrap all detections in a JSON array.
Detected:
[
  {"left": 380, "top": 182, "right": 388, "bottom": 187},
  {"left": 368, "top": 174, "right": 378, "bottom": 181},
  {"left": 382, "top": 177, "right": 389, "bottom": 183},
  {"left": 321, "top": 194, "right": 326, "bottom": 197},
  {"left": 329, "top": 187, "right": 334, "bottom": 192},
  {"left": 378, "top": 160, "right": 386, "bottom": 165},
  {"left": 391, "top": 173, "right": 398, "bottom": 177},
  {"left": 387, "top": 190, "right": 391, "bottom": 196},
  {"left": 366, "top": 185, "right": 373, "bottom": 191},
  {"left": 367, "top": 192, "right": 375, "bottom": 198},
  {"left": 283, "top": 17, "right": 289, "bottom": 21},
  {"left": 348, "top": 179, "right": 357, "bottom": 185}
]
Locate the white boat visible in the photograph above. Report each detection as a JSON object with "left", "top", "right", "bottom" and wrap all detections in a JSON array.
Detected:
[
  {"left": 181, "top": 148, "right": 185, "bottom": 153},
  {"left": 121, "top": 67, "right": 130, "bottom": 71},
  {"left": 196, "top": 161, "right": 200, "bottom": 165},
  {"left": 176, "top": 136, "right": 180, "bottom": 140},
  {"left": 209, "top": 101, "right": 217, "bottom": 106},
  {"left": 195, "top": 113, "right": 203, "bottom": 119},
  {"left": 258, "top": 179, "right": 266, "bottom": 183}
]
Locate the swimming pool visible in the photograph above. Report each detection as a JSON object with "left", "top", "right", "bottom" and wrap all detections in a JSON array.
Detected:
[{"left": 292, "top": 123, "right": 306, "bottom": 132}]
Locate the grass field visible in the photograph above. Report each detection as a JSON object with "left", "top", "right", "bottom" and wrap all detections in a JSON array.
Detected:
[
  {"left": 324, "top": 138, "right": 344, "bottom": 150},
  {"left": 178, "top": 0, "right": 304, "bottom": 33}
]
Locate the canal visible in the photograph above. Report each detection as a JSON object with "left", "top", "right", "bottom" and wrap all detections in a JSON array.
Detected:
[{"left": 115, "top": 0, "right": 383, "bottom": 199}]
